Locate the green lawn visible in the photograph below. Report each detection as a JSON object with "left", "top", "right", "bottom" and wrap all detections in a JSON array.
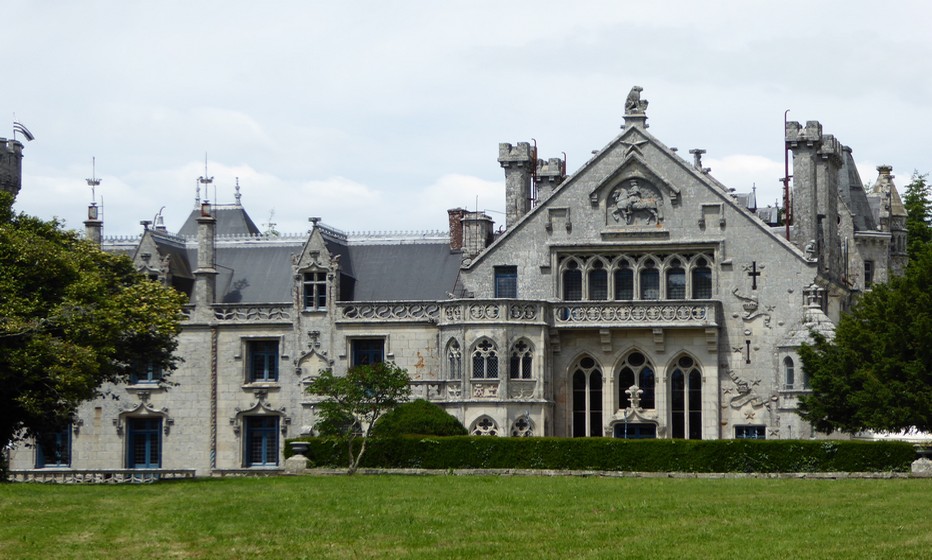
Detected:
[{"left": 1, "top": 475, "right": 930, "bottom": 559}]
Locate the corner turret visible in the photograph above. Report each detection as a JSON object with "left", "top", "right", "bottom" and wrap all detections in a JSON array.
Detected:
[{"left": 0, "top": 138, "right": 24, "bottom": 199}]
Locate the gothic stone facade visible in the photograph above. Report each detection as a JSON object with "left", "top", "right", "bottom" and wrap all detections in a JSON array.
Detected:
[{"left": 8, "top": 89, "right": 907, "bottom": 476}]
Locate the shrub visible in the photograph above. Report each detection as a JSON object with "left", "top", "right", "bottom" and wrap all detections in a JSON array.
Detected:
[
  {"left": 370, "top": 399, "right": 467, "bottom": 437},
  {"left": 285, "top": 436, "right": 917, "bottom": 473}
]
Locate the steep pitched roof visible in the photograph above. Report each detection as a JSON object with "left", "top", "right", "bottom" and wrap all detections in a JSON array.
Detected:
[{"left": 177, "top": 204, "right": 261, "bottom": 237}]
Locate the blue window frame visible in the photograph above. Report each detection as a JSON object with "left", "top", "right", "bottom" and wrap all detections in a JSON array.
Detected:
[
  {"left": 351, "top": 338, "right": 384, "bottom": 367},
  {"left": 127, "top": 418, "right": 162, "bottom": 468},
  {"left": 245, "top": 416, "right": 279, "bottom": 467},
  {"left": 735, "top": 425, "right": 766, "bottom": 439},
  {"left": 494, "top": 266, "right": 517, "bottom": 298},
  {"left": 248, "top": 340, "right": 279, "bottom": 382},
  {"left": 36, "top": 426, "right": 71, "bottom": 468},
  {"left": 130, "top": 361, "right": 162, "bottom": 384}
]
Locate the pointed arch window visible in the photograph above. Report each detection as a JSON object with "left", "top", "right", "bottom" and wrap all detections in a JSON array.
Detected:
[
  {"left": 588, "top": 260, "right": 608, "bottom": 300},
  {"left": 509, "top": 340, "right": 533, "bottom": 379},
  {"left": 670, "top": 355, "right": 702, "bottom": 439},
  {"left": 614, "top": 262, "right": 634, "bottom": 301},
  {"left": 692, "top": 257, "right": 713, "bottom": 298},
  {"left": 447, "top": 340, "right": 462, "bottom": 380},
  {"left": 472, "top": 339, "right": 499, "bottom": 379},
  {"left": 640, "top": 261, "right": 660, "bottom": 300},
  {"left": 572, "top": 356, "right": 603, "bottom": 437},
  {"left": 617, "top": 351, "right": 655, "bottom": 409},
  {"left": 784, "top": 356, "right": 795, "bottom": 389},
  {"left": 562, "top": 260, "right": 583, "bottom": 301},
  {"left": 666, "top": 259, "right": 686, "bottom": 299}
]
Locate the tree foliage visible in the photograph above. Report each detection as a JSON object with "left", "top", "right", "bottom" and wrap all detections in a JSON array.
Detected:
[
  {"left": 0, "top": 192, "right": 186, "bottom": 456},
  {"left": 305, "top": 361, "right": 411, "bottom": 474},
  {"left": 798, "top": 243, "right": 932, "bottom": 434},
  {"left": 371, "top": 398, "right": 467, "bottom": 437},
  {"left": 903, "top": 171, "right": 932, "bottom": 262}
]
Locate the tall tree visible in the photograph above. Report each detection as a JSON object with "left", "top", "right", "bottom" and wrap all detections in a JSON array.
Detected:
[
  {"left": 0, "top": 192, "right": 185, "bottom": 469},
  {"left": 903, "top": 171, "right": 931, "bottom": 262},
  {"left": 306, "top": 362, "right": 411, "bottom": 474},
  {"left": 798, "top": 242, "right": 932, "bottom": 434}
]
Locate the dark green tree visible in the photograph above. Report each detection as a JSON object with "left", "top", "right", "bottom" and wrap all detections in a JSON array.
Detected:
[
  {"left": 903, "top": 171, "right": 931, "bottom": 262},
  {"left": 305, "top": 362, "right": 411, "bottom": 474},
  {"left": 0, "top": 192, "right": 186, "bottom": 471},
  {"left": 371, "top": 398, "right": 467, "bottom": 437},
  {"left": 798, "top": 243, "right": 932, "bottom": 434}
]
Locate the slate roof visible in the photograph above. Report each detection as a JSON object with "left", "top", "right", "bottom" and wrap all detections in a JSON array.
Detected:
[
  {"left": 838, "top": 150, "right": 877, "bottom": 232},
  {"left": 177, "top": 204, "right": 261, "bottom": 237},
  {"left": 339, "top": 242, "right": 462, "bottom": 301}
]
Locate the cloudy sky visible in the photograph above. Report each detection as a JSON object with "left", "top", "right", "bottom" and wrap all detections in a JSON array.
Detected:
[{"left": 6, "top": 1, "right": 931, "bottom": 237}]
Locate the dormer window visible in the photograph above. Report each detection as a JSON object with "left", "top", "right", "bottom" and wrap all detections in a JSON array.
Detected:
[{"left": 303, "top": 272, "right": 327, "bottom": 311}]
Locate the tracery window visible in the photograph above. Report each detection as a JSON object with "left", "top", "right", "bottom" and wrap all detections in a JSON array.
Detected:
[
  {"left": 572, "top": 356, "right": 603, "bottom": 437},
  {"left": 617, "top": 351, "right": 655, "bottom": 409},
  {"left": 508, "top": 340, "right": 532, "bottom": 379},
  {"left": 670, "top": 355, "right": 702, "bottom": 439},
  {"left": 471, "top": 416, "right": 498, "bottom": 436},
  {"left": 511, "top": 416, "right": 534, "bottom": 437},
  {"left": 558, "top": 252, "right": 715, "bottom": 302},
  {"left": 471, "top": 339, "right": 499, "bottom": 379}
]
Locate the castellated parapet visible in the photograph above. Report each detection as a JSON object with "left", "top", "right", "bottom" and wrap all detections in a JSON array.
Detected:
[{"left": 0, "top": 138, "right": 24, "bottom": 199}]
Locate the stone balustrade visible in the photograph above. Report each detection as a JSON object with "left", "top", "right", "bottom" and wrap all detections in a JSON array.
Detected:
[
  {"left": 212, "top": 304, "right": 292, "bottom": 323},
  {"left": 337, "top": 302, "right": 441, "bottom": 323},
  {"left": 553, "top": 301, "right": 720, "bottom": 328}
]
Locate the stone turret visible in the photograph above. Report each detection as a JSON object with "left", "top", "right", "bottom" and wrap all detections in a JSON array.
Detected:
[
  {"left": 535, "top": 157, "right": 566, "bottom": 202},
  {"left": 867, "top": 165, "right": 908, "bottom": 275},
  {"left": 0, "top": 138, "right": 24, "bottom": 200},
  {"left": 786, "top": 120, "right": 843, "bottom": 279},
  {"left": 498, "top": 142, "right": 536, "bottom": 228}
]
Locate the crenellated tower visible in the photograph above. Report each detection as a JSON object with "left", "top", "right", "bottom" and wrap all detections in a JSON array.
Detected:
[{"left": 0, "top": 138, "right": 24, "bottom": 200}]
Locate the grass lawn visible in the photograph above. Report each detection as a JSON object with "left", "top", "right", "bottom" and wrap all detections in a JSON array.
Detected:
[{"left": 1, "top": 475, "right": 930, "bottom": 559}]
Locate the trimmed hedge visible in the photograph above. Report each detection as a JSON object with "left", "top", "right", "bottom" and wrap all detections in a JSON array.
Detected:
[
  {"left": 285, "top": 436, "right": 917, "bottom": 473},
  {"left": 371, "top": 399, "right": 468, "bottom": 437}
]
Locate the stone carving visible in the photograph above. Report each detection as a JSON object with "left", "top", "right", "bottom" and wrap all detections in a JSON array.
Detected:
[
  {"left": 508, "top": 382, "right": 535, "bottom": 400},
  {"left": 472, "top": 382, "right": 499, "bottom": 398},
  {"left": 731, "top": 288, "right": 774, "bottom": 327},
  {"left": 511, "top": 416, "right": 534, "bottom": 437},
  {"left": 725, "top": 369, "right": 769, "bottom": 410},
  {"left": 471, "top": 416, "right": 498, "bottom": 436},
  {"left": 625, "top": 384, "right": 644, "bottom": 410},
  {"left": 611, "top": 180, "right": 664, "bottom": 225},
  {"left": 625, "top": 85, "right": 648, "bottom": 114}
]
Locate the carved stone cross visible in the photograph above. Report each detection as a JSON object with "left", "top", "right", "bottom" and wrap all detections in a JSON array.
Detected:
[{"left": 747, "top": 261, "right": 762, "bottom": 290}]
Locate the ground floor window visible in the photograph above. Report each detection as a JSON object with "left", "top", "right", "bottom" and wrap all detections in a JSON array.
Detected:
[
  {"left": 245, "top": 416, "right": 280, "bottom": 467},
  {"left": 35, "top": 426, "right": 71, "bottom": 468},
  {"left": 613, "top": 422, "right": 656, "bottom": 439},
  {"left": 670, "top": 355, "right": 702, "bottom": 439},
  {"left": 127, "top": 418, "right": 162, "bottom": 468},
  {"left": 572, "top": 357, "right": 603, "bottom": 437},
  {"left": 734, "top": 425, "right": 766, "bottom": 439}
]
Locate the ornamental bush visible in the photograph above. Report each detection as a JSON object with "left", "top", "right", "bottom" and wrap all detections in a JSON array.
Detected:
[
  {"left": 285, "top": 436, "right": 916, "bottom": 473},
  {"left": 370, "top": 399, "right": 468, "bottom": 437}
]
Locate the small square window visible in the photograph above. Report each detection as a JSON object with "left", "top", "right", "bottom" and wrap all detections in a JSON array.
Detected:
[
  {"left": 351, "top": 338, "right": 384, "bottom": 367},
  {"left": 248, "top": 340, "right": 279, "bottom": 382},
  {"left": 130, "top": 361, "right": 162, "bottom": 384}
]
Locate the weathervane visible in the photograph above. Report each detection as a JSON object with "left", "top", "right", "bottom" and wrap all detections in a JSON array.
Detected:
[
  {"left": 85, "top": 157, "right": 101, "bottom": 203},
  {"left": 198, "top": 153, "right": 214, "bottom": 203}
]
